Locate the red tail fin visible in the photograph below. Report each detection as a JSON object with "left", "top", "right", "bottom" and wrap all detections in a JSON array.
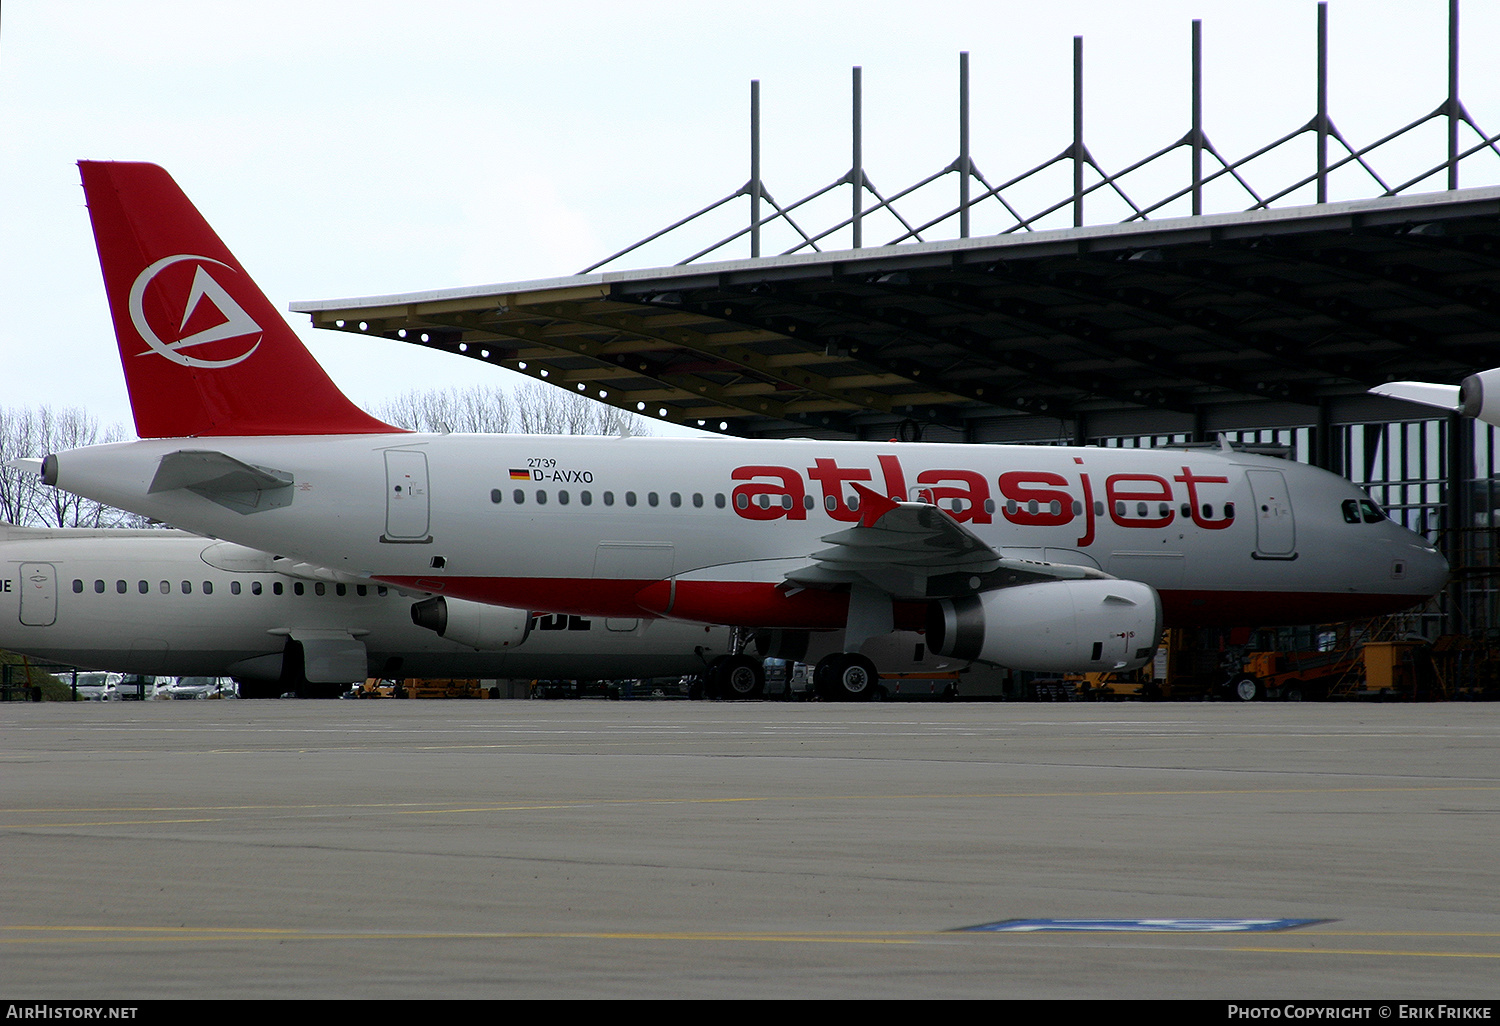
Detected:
[{"left": 80, "top": 161, "right": 399, "bottom": 437}]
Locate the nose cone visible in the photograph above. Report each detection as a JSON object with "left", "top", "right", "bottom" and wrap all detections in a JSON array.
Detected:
[{"left": 1402, "top": 537, "right": 1451, "bottom": 598}]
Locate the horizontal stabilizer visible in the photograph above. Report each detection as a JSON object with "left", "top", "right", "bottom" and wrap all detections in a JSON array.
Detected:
[{"left": 149, "top": 449, "right": 293, "bottom": 515}]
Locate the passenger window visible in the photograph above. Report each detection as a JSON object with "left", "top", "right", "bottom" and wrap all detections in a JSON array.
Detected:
[
  {"left": 1223, "top": 502, "right": 1236, "bottom": 520},
  {"left": 252, "top": 582, "right": 263, "bottom": 596},
  {"left": 116, "top": 580, "right": 126, "bottom": 594},
  {"left": 356, "top": 585, "right": 366, "bottom": 597},
  {"left": 315, "top": 583, "right": 325, "bottom": 596},
  {"left": 535, "top": 490, "right": 547, "bottom": 505},
  {"left": 72, "top": 579, "right": 82, "bottom": 593},
  {"left": 203, "top": 581, "right": 213, "bottom": 595},
  {"left": 582, "top": 491, "right": 592, "bottom": 506},
  {"left": 513, "top": 489, "right": 525, "bottom": 504},
  {"left": 715, "top": 494, "right": 726, "bottom": 509},
  {"left": 231, "top": 581, "right": 241, "bottom": 595},
  {"left": 273, "top": 582, "right": 284, "bottom": 595},
  {"left": 159, "top": 581, "right": 170, "bottom": 594},
  {"left": 490, "top": 489, "right": 502, "bottom": 504},
  {"left": 295, "top": 583, "right": 305, "bottom": 596},
  {"left": 559, "top": 491, "right": 569, "bottom": 505},
  {"left": 626, "top": 492, "right": 637, "bottom": 507},
  {"left": 336, "top": 584, "right": 347, "bottom": 597},
  {"left": 670, "top": 492, "right": 681, "bottom": 508},
  {"left": 693, "top": 493, "right": 703, "bottom": 508},
  {"left": 182, "top": 581, "right": 192, "bottom": 595},
  {"left": 94, "top": 580, "right": 104, "bottom": 594}
]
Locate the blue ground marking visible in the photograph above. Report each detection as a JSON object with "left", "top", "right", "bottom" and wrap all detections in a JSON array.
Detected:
[{"left": 960, "top": 918, "right": 1329, "bottom": 933}]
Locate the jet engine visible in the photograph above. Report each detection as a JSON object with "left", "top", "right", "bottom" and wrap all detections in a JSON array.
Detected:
[
  {"left": 1460, "top": 368, "right": 1500, "bottom": 425},
  {"left": 926, "top": 579, "right": 1161, "bottom": 672},
  {"left": 410, "top": 596, "right": 531, "bottom": 651}
]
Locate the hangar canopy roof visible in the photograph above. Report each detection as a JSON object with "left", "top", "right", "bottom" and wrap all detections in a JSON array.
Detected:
[{"left": 292, "top": 187, "right": 1500, "bottom": 442}]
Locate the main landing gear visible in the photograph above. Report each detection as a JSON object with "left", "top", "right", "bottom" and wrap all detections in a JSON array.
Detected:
[
  {"left": 813, "top": 653, "right": 879, "bottom": 701},
  {"left": 704, "top": 653, "right": 764, "bottom": 699}
]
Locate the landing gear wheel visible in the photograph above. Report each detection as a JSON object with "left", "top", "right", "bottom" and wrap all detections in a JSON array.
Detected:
[
  {"left": 707, "top": 655, "right": 763, "bottom": 699},
  {"left": 1231, "top": 675, "right": 1264, "bottom": 702},
  {"left": 814, "top": 654, "right": 879, "bottom": 701}
]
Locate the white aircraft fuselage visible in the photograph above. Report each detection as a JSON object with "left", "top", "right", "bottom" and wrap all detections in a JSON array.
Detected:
[
  {"left": 44, "top": 432, "right": 1445, "bottom": 633},
  {"left": 0, "top": 523, "right": 728, "bottom": 682}
]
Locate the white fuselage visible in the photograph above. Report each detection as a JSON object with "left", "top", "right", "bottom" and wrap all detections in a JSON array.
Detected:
[
  {"left": 46, "top": 433, "right": 1448, "bottom": 634},
  {"left": 0, "top": 523, "right": 729, "bottom": 680}
]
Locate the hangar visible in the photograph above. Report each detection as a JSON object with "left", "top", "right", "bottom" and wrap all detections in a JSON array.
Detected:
[{"left": 292, "top": 2, "right": 1500, "bottom": 648}]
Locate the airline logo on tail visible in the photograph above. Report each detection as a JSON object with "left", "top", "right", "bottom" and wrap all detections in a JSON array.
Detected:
[{"left": 128, "top": 254, "right": 263, "bottom": 368}]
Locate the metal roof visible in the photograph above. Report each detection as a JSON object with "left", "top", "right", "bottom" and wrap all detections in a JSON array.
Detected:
[{"left": 292, "top": 186, "right": 1500, "bottom": 442}]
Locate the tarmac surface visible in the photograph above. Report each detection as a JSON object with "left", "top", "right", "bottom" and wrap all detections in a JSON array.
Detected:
[{"left": 2, "top": 699, "right": 1498, "bottom": 1000}]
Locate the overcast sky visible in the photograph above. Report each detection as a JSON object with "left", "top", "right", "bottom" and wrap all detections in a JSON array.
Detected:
[{"left": 4, "top": 0, "right": 1498, "bottom": 436}]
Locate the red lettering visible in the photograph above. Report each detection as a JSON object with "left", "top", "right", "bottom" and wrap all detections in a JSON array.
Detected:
[
  {"left": 807, "top": 458, "right": 872, "bottom": 523},
  {"left": 997, "top": 471, "right": 1075, "bottom": 527},
  {"left": 877, "top": 454, "right": 908, "bottom": 501},
  {"left": 1174, "top": 466, "right": 1233, "bottom": 530},
  {"left": 1076, "top": 472, "right": 1096, "bottom": 547},
  {"left": 731, "top": 465, "right": 807, "bottom": 521},
  {"left": 1105, "top": 474, "right": 1175, "bottom": 528},
  {"left": 914, "top": 469, "right": 993, "bottom": 524}
]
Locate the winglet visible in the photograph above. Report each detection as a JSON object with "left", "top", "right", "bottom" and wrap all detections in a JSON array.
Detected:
[
  {"left": 79, "top": 161, "right": 401, "bottom": 438},
  {"left": 850, "top": 482, "right": 901, "bottom": 528}
]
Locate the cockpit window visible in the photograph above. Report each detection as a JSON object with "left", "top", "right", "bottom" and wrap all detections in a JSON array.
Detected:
[
  {"left": 1342, "top": 499, "right": 1362, "bottom": 524},
  {"left": 1359, "top": 498, "right": 1386, "bottom": 524}
]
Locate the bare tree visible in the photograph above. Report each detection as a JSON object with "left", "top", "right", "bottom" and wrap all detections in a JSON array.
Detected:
[
  {"left": 0, "top": 406, "right": 151, "bottom": 528},
  {"left": 371, "top": 382, "right": 651, "bottom": 436}
]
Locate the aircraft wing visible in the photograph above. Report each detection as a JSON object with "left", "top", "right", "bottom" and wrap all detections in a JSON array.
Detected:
[
  {"left": 1369, "top": 380, "right": 1463, "bottom": 414},
  {"left": 783, "top": 483, "right": 1107, "bottom": 600}
]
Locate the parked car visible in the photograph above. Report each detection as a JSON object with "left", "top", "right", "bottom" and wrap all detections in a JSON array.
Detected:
[
  {"left": 155, "top": 676, "right": 236, "bottom": 700},
  {"left": 105, "top": 675, "right": 158, "bottom": 701},
  {"left": 71, "top": 671, "right": 118, "bottom": 700}
]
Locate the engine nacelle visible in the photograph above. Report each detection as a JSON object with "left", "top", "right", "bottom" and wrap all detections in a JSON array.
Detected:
[
  {"left": 1460, "top": 368, "right": 1500, "bottom": 426},
  {"left": 410, "top": 596, "right": 531, "bottom": 651},
  {"left": 927, "top": 579, "right": 1162, "bottom": 672}
]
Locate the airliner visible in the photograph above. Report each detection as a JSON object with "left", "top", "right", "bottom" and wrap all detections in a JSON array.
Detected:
[
  {"left": 0, "top": 522, "right": 732, "bottom": 697},
  {"left": 1372, "top": 370, "right": 1500, "bottom": 425},
  {"left": 33, "top": 162, "right": 1450, "bottom": 699}
]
